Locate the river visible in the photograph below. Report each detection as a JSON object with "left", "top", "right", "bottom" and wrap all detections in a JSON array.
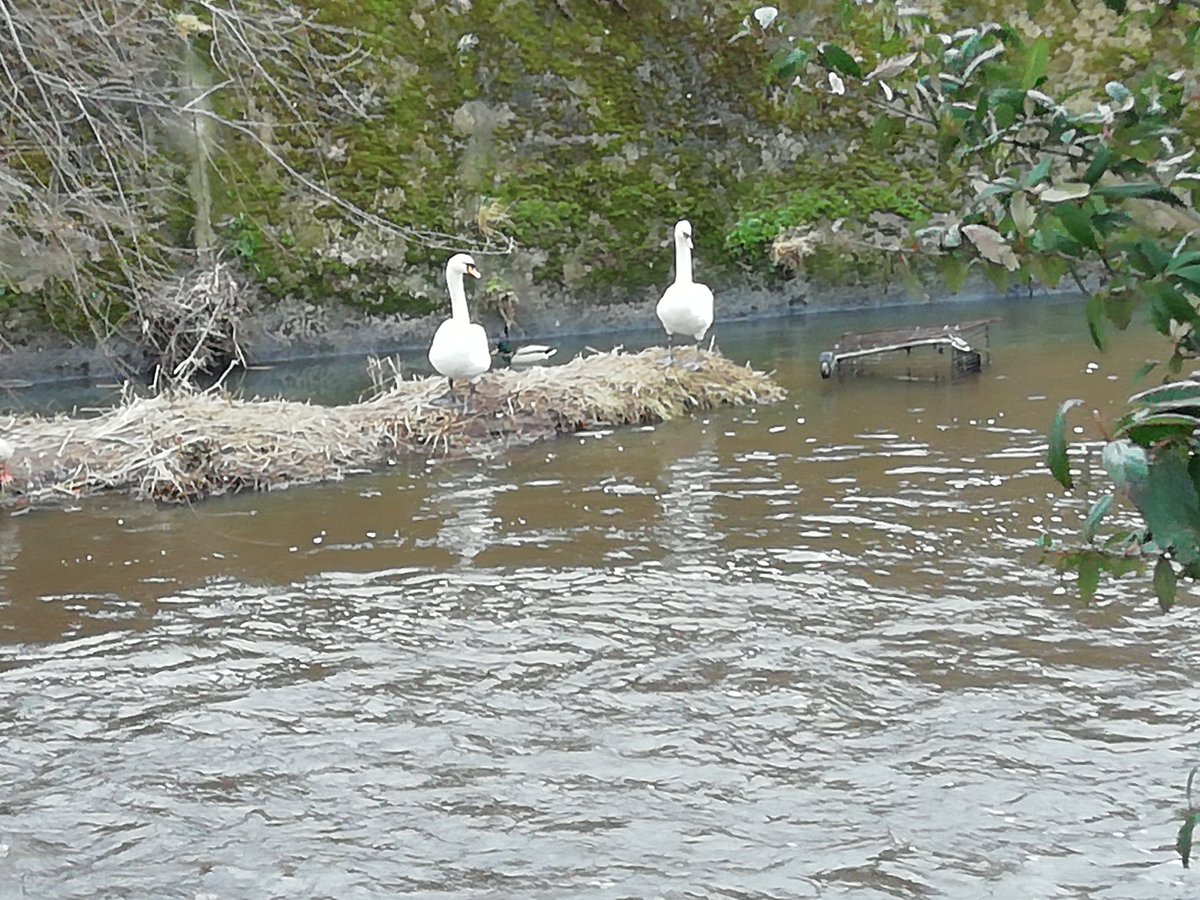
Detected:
[{"left": 1, "top": 295, "right": 1197, "bottom": 898}]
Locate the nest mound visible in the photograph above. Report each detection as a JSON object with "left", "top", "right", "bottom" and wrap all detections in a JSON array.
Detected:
[{"left": 1, "top": 346, "right": 784, "bottom": 506}]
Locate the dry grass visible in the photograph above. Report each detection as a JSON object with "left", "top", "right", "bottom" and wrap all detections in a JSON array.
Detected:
[{"left": 0, "top": 346, "right": 784, "bottom": 507}]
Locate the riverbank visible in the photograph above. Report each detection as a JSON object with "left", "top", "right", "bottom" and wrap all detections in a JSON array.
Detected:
[{"left": 0, "top": 266, "right": 1026, "bottom": 388}]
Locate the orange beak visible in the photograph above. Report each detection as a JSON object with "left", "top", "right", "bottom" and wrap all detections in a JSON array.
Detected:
[{"left": 466, "top": 264, "right": 481, "bottom": 279}]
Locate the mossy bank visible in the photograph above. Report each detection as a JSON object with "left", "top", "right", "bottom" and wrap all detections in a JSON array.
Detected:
[{"left": 0, "top": 0, "right": 1189, "bottom": 381}]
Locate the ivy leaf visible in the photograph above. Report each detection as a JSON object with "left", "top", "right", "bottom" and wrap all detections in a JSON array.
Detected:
[
  {"left": 1154, "top": 556, "right": 1177, "bottom": 612},
  {"left": 1049, "top": 398, "right": 1083, "bottom": 490}
]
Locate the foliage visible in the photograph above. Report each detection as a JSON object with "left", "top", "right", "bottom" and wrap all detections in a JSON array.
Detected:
[{"left": 755, "top": 0, "right": 1200, "bottom": 608}]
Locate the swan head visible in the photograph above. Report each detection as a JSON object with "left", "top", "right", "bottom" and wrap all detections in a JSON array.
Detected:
[
  {"left": 446, "top": 253, "right": 481, "bottom": 280},
  {"left": 674, "top": 219, "right": 694, "bottom": 248}
]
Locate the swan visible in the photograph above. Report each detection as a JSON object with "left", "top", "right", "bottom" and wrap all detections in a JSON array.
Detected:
[
  {"left": 428, "top": 253, "right": 491, "bottom": 403},
  {"left": 656, "top": 219, "right": 714, "bottom": 364},
  {"left": 495, "top": 339, "right": 558, "bottom": 368}
]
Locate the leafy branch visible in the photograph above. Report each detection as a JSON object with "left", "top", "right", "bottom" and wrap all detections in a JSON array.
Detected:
[{"left": 752, "top": 0, "right": 1200, "bottom": 608}]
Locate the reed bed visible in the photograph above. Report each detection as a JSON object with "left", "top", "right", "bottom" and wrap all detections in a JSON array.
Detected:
[{"left": 0, "top": 346, "right": 784, "bottom": 506}]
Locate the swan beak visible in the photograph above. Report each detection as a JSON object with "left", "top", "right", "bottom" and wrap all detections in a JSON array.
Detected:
[{"left": 466, "top": 264, "right": 481, "bottom": 279}]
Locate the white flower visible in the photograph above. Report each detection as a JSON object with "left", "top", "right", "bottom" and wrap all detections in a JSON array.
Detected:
[
  {"left": 829, "top": 71, "right": 845, "bottom": 95},
  {"left": 456, "top": 33, "right": 478, "bottom": 53}
]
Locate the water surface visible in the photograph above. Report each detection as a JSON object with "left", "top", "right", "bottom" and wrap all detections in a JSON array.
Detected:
[{"left": 1, "top": 296, "right": 1197, "bottom": 899}]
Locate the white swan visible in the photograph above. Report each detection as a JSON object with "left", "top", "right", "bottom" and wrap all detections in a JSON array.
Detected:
[
  {"left": 428, "top": 253, "right": 490, "bottom": 403},
  {"left": 656, "top": 219, "right": 714, "bottom": 363}
]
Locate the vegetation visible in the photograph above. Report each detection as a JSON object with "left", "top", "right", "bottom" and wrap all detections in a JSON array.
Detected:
[{"left": 753, "top": 0, "right": 1200, "bottom": 610}]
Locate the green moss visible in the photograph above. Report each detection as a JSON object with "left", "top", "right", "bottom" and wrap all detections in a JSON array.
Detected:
[{"left": 725, "top": 158, "right": 955, "bottom": 262}]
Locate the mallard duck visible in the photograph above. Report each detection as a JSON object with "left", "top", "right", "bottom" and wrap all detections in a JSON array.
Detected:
[
  {"left": 655, "top": 219, "right": 714, "bottom": 364},
  {"left": 428, "top": 253, "right": 491, "bottom": 404},
  {"left": 495, "top": 339, "right": 558, "bottom": 368}
]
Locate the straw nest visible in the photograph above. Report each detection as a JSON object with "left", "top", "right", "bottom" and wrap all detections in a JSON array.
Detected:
[{"left": 0, "top": 346, "right": 784, "bottom": 507}]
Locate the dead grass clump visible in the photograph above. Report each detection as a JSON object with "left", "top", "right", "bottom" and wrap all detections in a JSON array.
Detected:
[{"left": 0, "top": 346, "right": 784, "bottom": 507}]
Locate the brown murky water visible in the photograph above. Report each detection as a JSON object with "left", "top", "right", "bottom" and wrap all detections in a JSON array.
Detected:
[{"left": 1, "top": 296, "right": 1197, "bottom": 898}]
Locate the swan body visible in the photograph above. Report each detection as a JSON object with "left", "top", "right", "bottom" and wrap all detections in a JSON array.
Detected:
[
  {"left": 656, "top": 219, "right": 714, "bottom": 345},
  {"left": 428, "top": 254, "right": 491, "bottom": 385},
  {"left": 496, "top": 340, "right": 557, "bottom": 368}
]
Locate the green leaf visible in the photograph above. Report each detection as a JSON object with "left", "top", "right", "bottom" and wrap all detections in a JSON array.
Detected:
[
  {"left": 939, "top": 253, "right": 969, "bottom": 293},
  {"left": 1146, "top": 282, "right": 1197, "bottom": 332},
  {"left": 820, "top": 43, "right": 862, "bottom": 78},
  {"left": 1134, "top": 239, "right": 1172, "bottom": 276},
  {"left": 1118, "top": 413, "right": 1200, "bottom": 447},
  {"left": 1167, "top": 252, "right": 1200, "bottom": 274},
  {"left": 1128, "top": 446, "right": 1200, "bottom": 566},
  {"left": 1042, "top": 182, "right": 1092, "bottom": 203},
  {"left": 770, "top": 47, "right": 809, "bottom": 81},
  {"left": 1170, "top": 265, "right": 1200, "bottom": 288},
  {"left": 1093, "top": 183, "right": 1185, "bottom": 207},
  {"left": 1027, "top": 253, "right": 1067, "bottom": 289},
  {"left": 1024, "top": 156, "right": 1053, "bottom": 188},
  {"left": 1049, "top": 399, "right": 1083, "bottom": 490},
  {"left": 1178, "top": 811, "right": 1199, "bottom": 868},
  {"left": 1010, "top": 191, "right": 1036, "bottom": 234},
  {"left": 1103, "top": 289, "right": 1135, "bottom": 330},
  {"left": 1128, "top": 379, "right": 1200, "bottom": 408},
  {"left": 1078, "top": 553, "right": 1101, "bottom": 603},
  {"left": 1021, "top": 36, "right": 1049, "bottom": 89},
  {"left": 1084, "top": 145, "right": 1112, "bottom": 185},
  {"left": 1154, "top": 556, "right": 1177, "bottom": 612},
  {"left": 1086, "top": 293, "right": 1108, "bottom": 350},
  {"left": 1083, "top": 494, "right": 1115, "bottom": 542},
  {"left": 1101, "top": 439, "right": 1150, "bottom": 488},
  {"left": 1055, "top": 205, "right": 1099, "bottom": 251},
  {"left": 1133, "top": 360, "right": 1159, "bottom": 383}
]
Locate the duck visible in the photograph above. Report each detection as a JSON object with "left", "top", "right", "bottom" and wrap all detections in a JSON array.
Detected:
[
  {"left": 428, "top": 253, "right": 491, "bottom": 404},
  {"left": 495, "top": 339, "right": 558, "bottom": 369},
  {"left": 656, "top": 219, "right": 714, "bottom": 364}
]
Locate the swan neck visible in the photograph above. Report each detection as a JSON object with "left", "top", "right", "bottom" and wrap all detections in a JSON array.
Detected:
[
  {"left": 448, "top": 269, "right": 471, "bottom": 321},
  {"left": 674, "top": 235, "right": 694, "bottom": 283}
]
